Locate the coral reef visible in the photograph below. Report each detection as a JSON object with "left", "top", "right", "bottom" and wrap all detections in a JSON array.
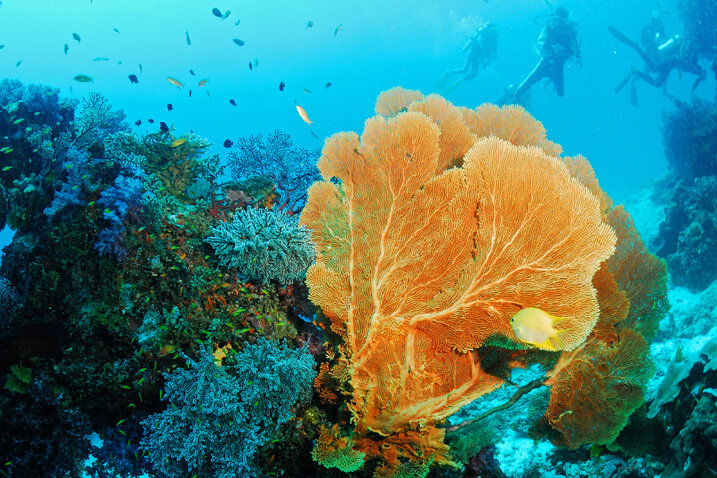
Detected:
[
  {"left": 141, "top": 340, "right": 316, "bottom": 478},
  {"left": 0, "top": 275, "right": 19, "bottom": 319},
  {"left": 662, "top": 99, "right": 717, "bottom": 181},
  {"left": 228, "top": 130, "right": 321, "bottom": 213},
  {"left": 301, "top": 88, "right": 665, "bottom": 475},
  {"left": 94, "top": 175, "right": 144, "bottom": 260},
  {"left": 206, "top": 207, "right": 315, "bottom": 284},
  {"left": 0, "top": 80, "right": 675, "bottom": 477},
  {"left": 656, "top": 99, "right": 717, "bottom": 291}
]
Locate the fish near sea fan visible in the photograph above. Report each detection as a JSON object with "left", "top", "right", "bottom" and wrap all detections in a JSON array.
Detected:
[{"left": 300, "top": 89, "right": 616, "bottom": 474}]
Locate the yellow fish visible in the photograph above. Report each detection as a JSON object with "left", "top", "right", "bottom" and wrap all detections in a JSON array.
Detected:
[
  {"left": 212, "top": 341, "right": 232, "bottom": 365},
  {"left": 167, "top": 76, "right": 185, "bottom": 87},
  {"left": 296, "top": 104, "right": 313, "bottom": 125},
  {"left": 170, "top": 138, "right": 187, "bottom": 147},
  {"left": 509, "top": 307, "right": 569, "bottom": 351},
  {"left": 198, "top": 79, "right": 209, "bottom": 87}
]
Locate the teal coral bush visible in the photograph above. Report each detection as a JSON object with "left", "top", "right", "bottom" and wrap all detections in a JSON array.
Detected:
[
  {"left": 140, "top": 338, "right": 316, "bottom": 478},
  {"left": 205, "top": 207, "right": 315, "bottom": 284}
]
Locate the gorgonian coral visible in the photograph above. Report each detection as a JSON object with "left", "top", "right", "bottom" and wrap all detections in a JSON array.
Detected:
[
  {"left": 300, "top": 88, "right": 666, "bottom": 476},
  {"left": 227, "top": 130, "right": 320, "bottom": 214},
  {"left": 206, "top": 207, "right": 315, "bottom": 284}
]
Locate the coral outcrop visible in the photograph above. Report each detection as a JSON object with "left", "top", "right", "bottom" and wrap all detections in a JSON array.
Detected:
[{"left": 301, "top": 88, "right": 666, "bottom": 475}]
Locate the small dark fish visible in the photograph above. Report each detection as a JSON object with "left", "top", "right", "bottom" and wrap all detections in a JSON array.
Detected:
[
  {"left": 64, "top": 43, "right": 69, "bottom": 55},
  {"left": 113, "top": 27, "right": 120, "bottom": 34},
  {"left": 93, "top": 56, "right": 109, "bottom": 62},
  {"left": 223, "top": 139, "right": 233, "bottom": 148},
  {"left": 134, "top": 119, "right": 142, "bottom": 126},
  {"left": 234, "top": 19, "right": 240, "bottom": 26},
  {"left": 74, "top": 74, "right": 93, "bottom": 82},
  {"left": 222, "top": 10, "right": 231, "bottom": 19},
  {"left": 211, "top": 7, "right": 222, "bottom": 18},
  {"left": 189, "top": 89, "right": 192, "bottom": 97},
  {"left": 189, "top": 69, "right": 195, "bottom": 76},
  {"left": 229, "top": 98, "right": 237, "bottom": 106},
  {"left": 306, "top": 21, "right": 314, "bottom": 29},
  {"left": 148, "top": 118, "right": 154, "bottom": 124},
  {"left": 279, "top": 81, "right": 285, "bottom": 91},
  {"left": 248, "top": 61, "right": 252, "bottom": 70},
  {"left": 128, "top": 74, "right": 138, "bottom": 84},
  {"left": 72, "top": 32, "right": 81, "bottom": 43},
  {"left": 232, "top": 38, "right": 244, "bottom": 47},
  {"left": 139, "top": 63, "right": 143, "bottom": 74},
  {"left": 15, "top": 60, "right": 21, "bottom": 67},
  {"left": 167, "top": 103, "right": 173, "bottom": 111},
  {"left": 0, "top": 44, "right": 4, "bottom": 49},
  {"left": 311, "top": 130, "right": 319, "bottom": 139},
  {"left": 325, "top": 82, "right": 332, "bottom": 88},
  {"left": 334, "top": 24, "right": 343, "bottom": 36},
  {"left": 303, "top": 88, "right": 312, "bottom": 94},
  {"left": 185, "top": 30, "right": 191, "bottom": 46},
  {"left": 160, "top": 121, "right": 169, "bottom": 133}
]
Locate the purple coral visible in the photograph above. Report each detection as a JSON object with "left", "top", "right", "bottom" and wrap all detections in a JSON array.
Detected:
[{"left": 94, "top": 175, "right": 144, "bottom": 260}]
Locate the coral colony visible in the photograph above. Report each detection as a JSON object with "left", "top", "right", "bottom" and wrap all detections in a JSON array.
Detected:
[{"left": 1, "top": 75, "right": 717, "bottom": 477}]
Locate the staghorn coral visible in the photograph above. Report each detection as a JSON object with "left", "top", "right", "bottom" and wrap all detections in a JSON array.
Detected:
[
  {"left": 300, "top": 88, "right": 617, "bottom": 474},
  {"left": 206, "top": 207, "right": 315, "bottom": 285}
]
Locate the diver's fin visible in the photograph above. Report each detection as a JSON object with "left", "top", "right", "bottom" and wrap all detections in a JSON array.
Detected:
[
  {"left": 614, "top": 70, "right": 634, "bottom": 93},
  {"left": 434, "top": 74, "right": 451, "bottom": 91},
  {"left": 444, "top": 78, "right": 464, "bottom": 94},
  {"left": 608, "top": 26, "right": 655, "bottom": 69}
]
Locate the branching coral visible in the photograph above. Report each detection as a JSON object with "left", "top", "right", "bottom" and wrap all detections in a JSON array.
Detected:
[
  {"left": 227, "top": 130, "right": 320, "bottom": 214},
  {"left": 141, "top": 339, "right": 316, "bottom": 478},
  {"left": 70, "top": 91, "right": 128, "bottom": 153},
  {"left": 206, "top": 207, "right": 315, "bottom": 284},
  {"left": 300, "top": 88, "right": 619, "bottom": 475}
]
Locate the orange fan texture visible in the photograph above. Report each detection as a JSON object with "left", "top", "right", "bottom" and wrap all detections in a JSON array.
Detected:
[{"left": 300, "top": 88, "right": 667, "bottom": 476}]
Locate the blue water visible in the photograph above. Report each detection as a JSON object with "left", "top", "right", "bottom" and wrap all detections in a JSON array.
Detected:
[{"left": 1, "top": 0, "right": 712, "bottom": 204}]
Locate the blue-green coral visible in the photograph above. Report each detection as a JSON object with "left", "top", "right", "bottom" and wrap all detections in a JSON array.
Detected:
[
  {"left": 205, "top": 207, "right": 315, "bottom": 284},
  {"left": 140, "top": 338, "right": 316, "bottom": 478}
]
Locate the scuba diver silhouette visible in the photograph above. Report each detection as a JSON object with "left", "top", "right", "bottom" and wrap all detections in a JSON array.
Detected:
[
  {"left": 502, "top": 6, "right": 581, "bottom": 106},
  {"left": 610, "top": 18, "right": 706, "bottom": 105},
  {"left": 435, "top": 23, "right": 498, "bottom": 93}
]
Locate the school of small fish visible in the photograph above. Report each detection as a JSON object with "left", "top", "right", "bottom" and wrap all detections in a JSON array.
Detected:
[{"left": 0, "top": 5, "right": 344, "bottom": 141}]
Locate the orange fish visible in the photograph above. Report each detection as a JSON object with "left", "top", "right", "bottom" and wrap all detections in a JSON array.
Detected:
[
  {"left": 198, "top": 79, "right": 209, "bottom": 87},
  {"left": 295, "top": 104, "right": 313, "bottom": 125}
]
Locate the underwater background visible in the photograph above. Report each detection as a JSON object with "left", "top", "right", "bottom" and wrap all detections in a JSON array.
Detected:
[{"left": 1, "top": 0, "right": 716, "bottom": 477}]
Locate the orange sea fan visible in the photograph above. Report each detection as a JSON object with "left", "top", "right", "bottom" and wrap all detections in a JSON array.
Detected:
[
  {"left": 374, "top": 86, "right": 425, "bottom": 117},
  {"left": 560, "top": 154, "right": 613, "bottom": 214},
  {"left": 300, "top": 96, "right": 616, "bottom": 470},
  {"left": 406, "top": 94, "right": 476, "bottom": 170},
  {"left": 605, "top": 206, "right": 667, "bottom": 340},
  {"left": 459, "top": 103, "right": 562, "bottom": 155}
]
